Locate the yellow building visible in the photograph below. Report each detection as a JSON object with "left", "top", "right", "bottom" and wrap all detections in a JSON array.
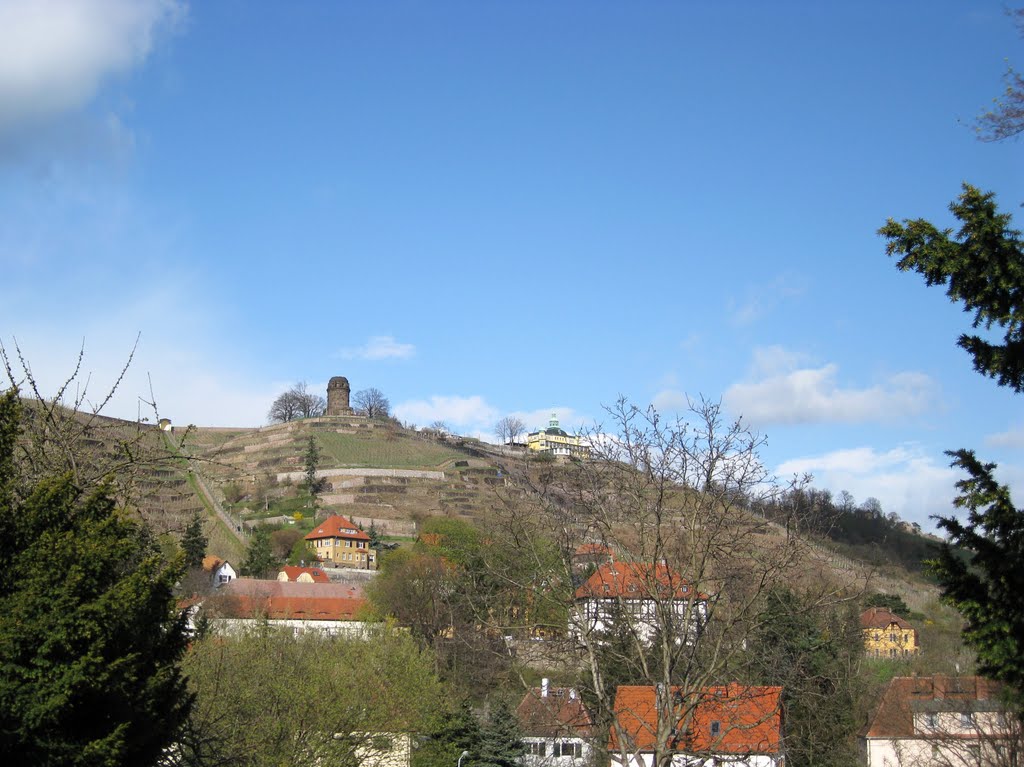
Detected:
[
  {"left": 305, "top": 514, "right": 377, "bottom": 570},
  {"left": 527, "top": 415, "right": 590, "bottom": 459},
  {"left": 861, "top": 607, "right": 918, "bottom": 658}
]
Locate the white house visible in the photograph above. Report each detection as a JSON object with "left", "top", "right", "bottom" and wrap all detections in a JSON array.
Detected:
[
  {"left": 517, "top": 679, "right": 596, "bottom": 767},
  {"left": 571, "top": 562, "right": 707, "bottom": 646},
  {"left": 862, "top": 675, "right": 1015, "bottom": 766},
  {"left": 202, "top": 556, "right": 237, "bottom": 589}
]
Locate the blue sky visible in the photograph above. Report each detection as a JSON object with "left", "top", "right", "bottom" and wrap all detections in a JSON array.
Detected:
[{"left": 1, "top": 0, "right": 1022, "bottom": 531}]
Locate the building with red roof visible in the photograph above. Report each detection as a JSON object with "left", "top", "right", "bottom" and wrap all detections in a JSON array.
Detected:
[
  {"left": 862, "top": 675, "right": 1013, "bottom": 766},
  {"left": 861, "top": 607, "right": 918, "bottom": 659},
  {"left": 571, "top": 562, "right": 708, "bottom": 646},
  {"left": 201, "top": 579, "right": 370, "bottom": 637},
  {"left": 305, "top": 514, "right": 376, "bottom": 569},
  {"left": 517, "top": 679, "right": 597, "bottom": 767},
  {"left": 277, "top": 565, "right": 329, "bottom": 583},
  {"left": 609, "top": 684, "right": 784, "bottom": 767}
]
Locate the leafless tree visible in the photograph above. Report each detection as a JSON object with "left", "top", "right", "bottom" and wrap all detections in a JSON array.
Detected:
[
  {"left": 0, "top": 337, "right": 200, "bottom": 534},
  {"left": 976, "top": 9, "right": 1024, "bottom": 142},
  {"left": 473, "top": 396, "right": 860, "bottom": 767},
  {"left": 352, "top": 387, "right": 390, "bottom": 419},
  {"left": 267, "top": 381, "right": 326, "bottom": 424},
  {"left": 494, "top": 415, "right": 526, "bottom": 445}
]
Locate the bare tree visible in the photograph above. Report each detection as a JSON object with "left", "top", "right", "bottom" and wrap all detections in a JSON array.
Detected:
[
  {"left": 352, "top": 387, "right": 390, "bottom": 419},
  {"left": 494, "top": 415, "right": 526, "bottom": 445},
  {"left": 977, "top": 9, "right": 1024, "bottom": 142},
  {"left": 472, "top": 397, "right": 858, "bottom": 767},
  {"left": 267, "top": 381, "right": 326, "bottom": 424}
]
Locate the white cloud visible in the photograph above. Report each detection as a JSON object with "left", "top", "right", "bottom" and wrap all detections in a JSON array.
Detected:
[
  {"left": 394, "top": 395, "right": 498, "bottom": 429},
  {"left": 724, "top": 347, "right": 938, "bottom": 425},
  {"left": 337, "top": 335, "right": 415, "bottom": 361},
  {"left": 775, "top": 445, "right": 960, "bottom": 531},
  {"left": 0, "top": 0, "right": 183, "bottom": 137},
  {"left": 986, "top": 426, "right": 1024, "bottom": 450}
]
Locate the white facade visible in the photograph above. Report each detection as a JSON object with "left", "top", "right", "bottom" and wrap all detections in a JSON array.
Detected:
[
  {"left": 571, "top": 596, "right": 707, "bottom": 645},
  {"left": 522, "top": 736, "right": 592, "bottom": 767},
  {"left": 209, "top": 617, "right": 376, "bottom": 638},
  {"left": 211, "top": 561, "right": 236, "bottom": 588},
  {"left": 864, "top": 709, "right": 1013, "bottom": 766}
]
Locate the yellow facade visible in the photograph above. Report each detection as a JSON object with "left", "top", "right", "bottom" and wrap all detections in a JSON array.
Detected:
[
  {"left": 863, "top": 621, "right": 918, "bottom": 658},
  {"left": 527, "top": 415, "right": 590, "bottom": 458}
]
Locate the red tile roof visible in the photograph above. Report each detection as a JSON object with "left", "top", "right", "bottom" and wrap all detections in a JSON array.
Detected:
[
  {"left": 517, "top": 687, "right": 596, "bottom": 739},
  {"left": 204, "top": 580, "right": 367, "bottom": 621},
  {"left": 279, "top": 566, "right": 329, "bottom": 583},
  {"left": 609, "top": 684, "right": 783, "bottom": 756},
  {"left": 305, "top": 515, "right": 371, "bottom": 542},
  {"left": 860, "top": 607, "right": 913, "bottom": 630},
  {"left": 575, "top": 562, "right": 706, "bottom": 601},
  {"left": 864, "top": 676, "right": 1005, "bottom": 738}
]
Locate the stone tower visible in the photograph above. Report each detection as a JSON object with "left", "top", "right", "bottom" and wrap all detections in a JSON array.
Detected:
[{"left": 326, "top": 376, "right": 353, "bottom": 416}]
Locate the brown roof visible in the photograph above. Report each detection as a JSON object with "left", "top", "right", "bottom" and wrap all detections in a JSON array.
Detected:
[
  {"left": 575, "top": 562, "right": 706, "bottom": 601},
  {"left": 517, "top": 687, "right": 596, "bottom": 739},
  {"left": 865, "top": 676, "right": 1006, "bottom": 738},
  {"left": 278, "top": 566, "right": 329, "bottom": 583},
  {"left": 305, "top": 515, "right": 371, "bottom": 542},
  {"left": 201, "top": 555, "right": 226, "bottom": 573},
  {"left": 860, "top": 607, "right": 913, "bottom": 631},
  {"left": 609, "top": 684, "right": 783, "bottom": 756},
  {"left": 204, "top": 580, "right": 367, "bottom": 621},
  {"left": 574, "top": 543, "right": 613, "bottom": 557}
]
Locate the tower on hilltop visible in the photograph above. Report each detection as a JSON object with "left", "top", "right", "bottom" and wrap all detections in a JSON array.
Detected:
[{"left": 326, "top": 376, "right": 354, "bottom": 416}]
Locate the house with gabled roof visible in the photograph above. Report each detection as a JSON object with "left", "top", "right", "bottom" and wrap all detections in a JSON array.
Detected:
[
  {"left": 517, "top": 678, "right": 597, "bottom": 767},
  {"left": 861, "top": 607, "right": 918, "bottom": 659},
  {"left": 571, "top": 561, "right": 708, "bottom": 646},
  {"left": 305, "top": 514, "right": 376, "bottom": 569},
  {"left": 277, "top": 565, "right": 329, "bottom": 583},
  {"left": 862, "top": 675, "right": 1014, "bottom": 767},
  {"left": 202, "top": 555, "right": 237, "bottom": 589},
  {"left": 609, "top": 684, "right": 785, "bottom": 767}
]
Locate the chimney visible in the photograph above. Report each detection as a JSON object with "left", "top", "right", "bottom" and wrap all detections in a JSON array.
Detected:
[
  {"left": 569, "top": 689, "right": 576, "bottom": 700},
  {"left": 542, "top": 678, "right": 549, "bottom": 697}
]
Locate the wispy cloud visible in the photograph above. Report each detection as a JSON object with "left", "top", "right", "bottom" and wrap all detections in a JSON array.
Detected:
[
  {"left": 394, "top": 395, "right": 498, "bottom": 429},
  {"left": 727, "top": 275, "right": 805, "bottom": 327},
  {"left": 986, "top": 426, "right": 1024, "bottom": 450},
  {"left": 776, "top": 445, "right": 959, "bottom": 531},
  {"left": 337, "top": 335, "right": 415, "bottom": 361},
  {"left": 723, "top": 346, "right": 938, "bottom": 425},
  {"left": 0, "top": 0, "right": 184, "bottom": 150}
]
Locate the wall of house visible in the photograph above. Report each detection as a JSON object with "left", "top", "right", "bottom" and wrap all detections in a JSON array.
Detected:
[
  {"left": 864, "top": 735, "right": 1001, "bottom": 767},
  {"left": 210, "top": 617, "right": 375, "bottom": 638},
  {"left": 522, "top": 737, "right": 592, "bottom": 767}
]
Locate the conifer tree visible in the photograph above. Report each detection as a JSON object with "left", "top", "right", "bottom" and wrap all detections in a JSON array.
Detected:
[
  {"left": 181, "top": 510, "right": 207, "bottom": 569},
  {"left": 240, "top": 525, "right": 277, "bottom": 578},
  {"left": 477, "top": 700, "right": 524, "bottom": 767},
  {"left": 883, "top": 185, "right": 1024, "bottom": 714},
  {"left": 0, "top": 389, "right": 192, "bottom": 764}
]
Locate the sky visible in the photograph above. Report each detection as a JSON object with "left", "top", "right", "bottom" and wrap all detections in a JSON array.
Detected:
[{"left": 1, "top": 0, "right": 1022, "bottom": 532}]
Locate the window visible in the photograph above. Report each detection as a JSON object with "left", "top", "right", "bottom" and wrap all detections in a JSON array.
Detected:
[
  {"left": 710, "top": 721, "right": 721, "bottom": 737},
  {"left": 926, "top": 713, "right": 937, "bottom": 729},
  {"left": 553, "top": 742, "right": 581, "bottom": 758},
  {"left": 960, "top": 712, "right": 974, "bottom": 728},
  {"left": 529, "top": 743, "right": 546, "bottom": 757}
]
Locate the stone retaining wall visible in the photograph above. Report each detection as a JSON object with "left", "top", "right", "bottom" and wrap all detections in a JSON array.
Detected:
[{"left": 276, "top": 467, "right": 445, "bottom": 482}]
